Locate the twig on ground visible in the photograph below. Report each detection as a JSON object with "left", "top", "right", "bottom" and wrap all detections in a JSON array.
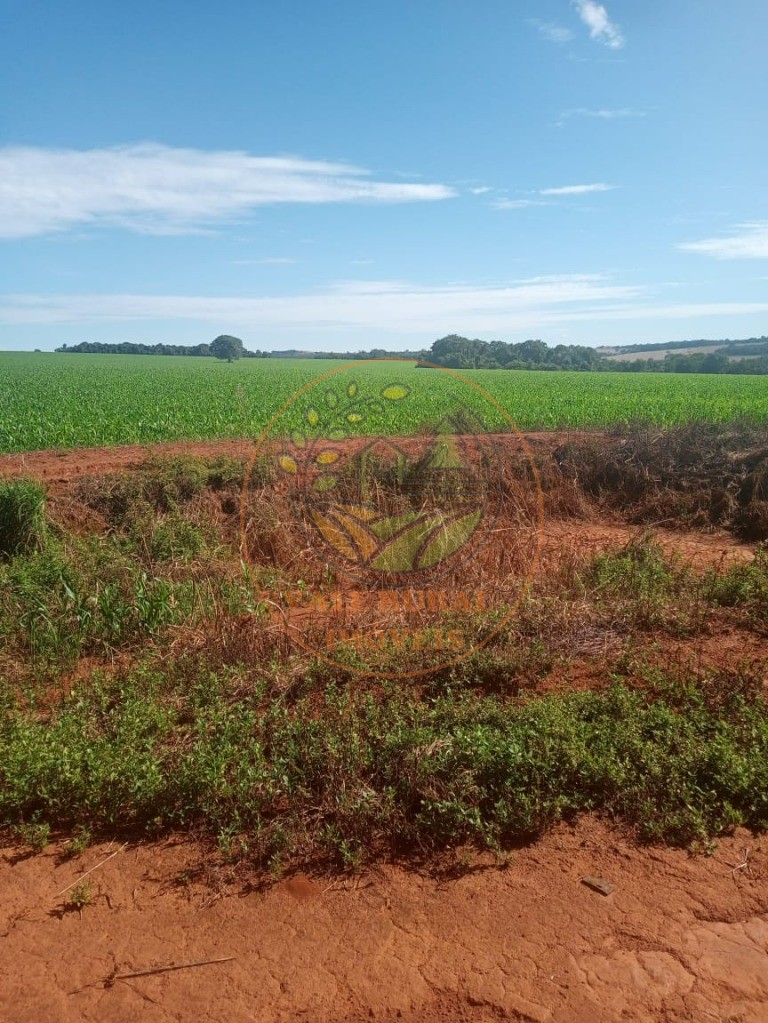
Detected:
[
  {"left": 727, "top": 846, "right": 753, "bottom": 878},
  {"left": 54, "top": 843, "right": 128, "bottom": 898},
  {"left": 110, "top": 956, "right": 236, "bottom": 984}
]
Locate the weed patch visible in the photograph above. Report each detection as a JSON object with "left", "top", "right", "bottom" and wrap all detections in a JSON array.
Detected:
[
  {"left": 2, "top": 662, "right": 767, "bottom": 863},
  {"left": 0, "top": 479, "right": 47, "bottom": 559}
]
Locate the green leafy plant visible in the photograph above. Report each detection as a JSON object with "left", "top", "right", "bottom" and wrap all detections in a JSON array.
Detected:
[
  {"left": 13, "top": 820, "right": 51, "bottom": 852},
  {"left": 67, "top": 879, "right": 95, "bottom": 912}
]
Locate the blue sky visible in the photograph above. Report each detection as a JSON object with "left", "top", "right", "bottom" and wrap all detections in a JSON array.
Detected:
[{"left": 1, "top": 0, "right": 766, "bottom": 352}]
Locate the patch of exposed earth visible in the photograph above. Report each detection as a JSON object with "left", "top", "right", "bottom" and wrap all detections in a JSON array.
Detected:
[
  {"left": 2, "top": 819, "right": 768, "bottom": 1022},
  {"left": 0, "top": 431, "right": 595, "bottom": 485}
]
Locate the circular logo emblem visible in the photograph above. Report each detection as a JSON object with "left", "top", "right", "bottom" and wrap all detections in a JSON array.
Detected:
[{"left": 240, "top": 359, "right": 543, "bottom": 678}]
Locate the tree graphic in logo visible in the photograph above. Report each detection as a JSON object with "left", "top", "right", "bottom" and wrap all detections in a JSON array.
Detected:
[{"left": 277, "top": 380, "right": 494, "bottom": 582}]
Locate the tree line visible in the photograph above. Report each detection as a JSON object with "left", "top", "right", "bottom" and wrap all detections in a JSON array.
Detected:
[
  {"left": 56, "top": 336, "right": 269, "bottom": 360},
  {"left": 420, "top": 335, "right": 768, "bottom": 374},
  {"left": 55, "top": 333, "right": 768, "bottom": 374}
]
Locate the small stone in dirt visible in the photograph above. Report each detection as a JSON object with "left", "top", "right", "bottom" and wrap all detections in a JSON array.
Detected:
[{"left": 580, "top": 875, "right": 615, "bottom": 896}]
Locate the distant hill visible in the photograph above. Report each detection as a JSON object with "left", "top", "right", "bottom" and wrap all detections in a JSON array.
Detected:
[{"left": 597, "top": 336, "right": 768, "bottom": 361}]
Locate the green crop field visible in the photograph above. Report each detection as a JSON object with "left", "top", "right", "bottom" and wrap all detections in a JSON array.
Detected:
[{"left": 2, "top": 351, "right": 768, "bottom": 454}]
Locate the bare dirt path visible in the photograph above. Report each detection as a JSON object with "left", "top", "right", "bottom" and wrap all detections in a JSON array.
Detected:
[
  {"left": 2, "top": 818, "right": 767, "bottom": 1023},
  {"left": 0, "top": 438, "right": 256, "bottom": 483},
  {"left": 0, "top": 431, "right": 593, "bottom": 484}
]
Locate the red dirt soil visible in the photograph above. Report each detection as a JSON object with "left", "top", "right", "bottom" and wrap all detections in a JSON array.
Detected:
[
  {"left": 2, "top": 818, "right": 768, "bottom": 1023},
  {"left": 0, "top": 438, "right": 257, "bottom": 483},
  {"left": 540, "top": 520, "right": 754, "bottom": 571},
  {"left": 0, "top": 431, "right": 593, "bottom": 485},
  {"left": 1, "top": 437, "right": 765, "bottom": 1021}
]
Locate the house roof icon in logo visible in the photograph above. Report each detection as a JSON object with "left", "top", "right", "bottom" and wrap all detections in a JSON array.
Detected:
[{"left": 356, "top": 437, "right": 410, "bottom": 503}]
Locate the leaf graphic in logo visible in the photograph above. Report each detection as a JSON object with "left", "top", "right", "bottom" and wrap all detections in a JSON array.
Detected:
[
  {"left": 279, "top": 455, "right": 298, "bottom": 474},
  {"left": 347, "top": 412, "right": 363, "bottom": 423},
  {"left": 369, "top": 510, "right": 420, "bottom": 541},
  {"left": 313, "top": 475, "right": 337, "bottom": 492},
  {"left": 306, "top": 408, "right": 320, "bottom": 427},
  {"left": 369, "top": 513, "right": 446, "bottom": 572},
  {"left": 327, "top": 509, "right": 379, "bottom": 561},
  {"left": 417, "top": 509, "right": 482, "bottom": 569},
  {"left": 325, "top": 390, "right": 339, "bottom": 408},
  {"left": 291, "top": 431, "right": 306, "bottom": 448},
  {"left": 315, "top": 449, "right": 339, "bottom": 466},
  {"left": 309, "top": 507, "right": 379, "bottom": 563},
  {"left": 309, "top": 510, "right": 358, "bottom": 561},
  {"left": 347, "top": 382, "right": 358, "bottom": 398},
  {"left": 337, "top": 502, "right": 379, "bottom": 522},
  {"left": 381, "top": 385, "right": 410, "bottom": 402}
]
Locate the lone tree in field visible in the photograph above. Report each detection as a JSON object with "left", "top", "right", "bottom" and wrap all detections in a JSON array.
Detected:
[{"left": 211, "top": 335, "right": 245, "bottom": 363}]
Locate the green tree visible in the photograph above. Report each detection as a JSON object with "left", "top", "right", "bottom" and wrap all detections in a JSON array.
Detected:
[{"left": 211, "top": 335, "right": 245, "bottom": 363}]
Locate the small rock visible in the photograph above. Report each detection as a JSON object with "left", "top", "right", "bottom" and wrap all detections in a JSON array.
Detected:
[{"left": 580, "top": 875, "right": 615, "bottom": 896}]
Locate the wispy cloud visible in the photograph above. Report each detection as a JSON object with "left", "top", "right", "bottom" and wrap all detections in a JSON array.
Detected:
[
  {"left": 0, "top": 144, "right": 456, "bottom": 239},
  {"left": 528, "top": 19, "right": 574, "bottom": 44},
  {"left": 679, "top": 222, "right": 768, "bottom": 260},
  {"left": 573, "top": 1, "right": 625, "bottom": 49},
  {"left": 4, "top": 279, "right": 767, "bottom": 339},
  {"left": 540, "top": 183, "right": 617, "bottom": 196},
  {"left": 558, "top": 108, "right": 645, "bottom": 122},
  {"left": 492, "top": 184, "right": 617, "bottom": 208},
  {"left": 492, "top": 199, "right": 549, "bottom": 210},
  {"left": 0, "top": 277, "right": 641, "bottom": 334}
]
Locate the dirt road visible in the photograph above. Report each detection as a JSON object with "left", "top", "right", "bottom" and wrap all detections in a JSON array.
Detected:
[{"left": 2, "top": 818, "right": 767, "bottom": 1023}]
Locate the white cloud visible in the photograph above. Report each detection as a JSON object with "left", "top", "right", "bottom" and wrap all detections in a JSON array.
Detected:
[
  {"left": 0, "top": 277, "right": 640, "bottom": 333},
  {"left": 679, "top": 222, "right": 768, "bottom": 260},
  {"left": 0, "top": 143, "right": 456, "bottom": 239},
  {"left": 4, "top": 279, "right": 768, "bottom": 342},
  {"left": 573, "top": 1, "right": 625, "bottom": 49},
  {"left": 559, "top": 108, "right": 645, "bottom": 122},
  {"left": 5, "top": 279, "right": 768, "bottom": 340},
  {"left": 539, "top": 183, "right": 617, "bottom": 196},
  {"left": 528, "top": 19, "right": 574, "bottom": 44}
]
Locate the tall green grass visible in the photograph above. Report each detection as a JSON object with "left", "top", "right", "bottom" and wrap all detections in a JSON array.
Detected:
[{"left": 0, "top": 479, "right": 46, "bottom": 558}]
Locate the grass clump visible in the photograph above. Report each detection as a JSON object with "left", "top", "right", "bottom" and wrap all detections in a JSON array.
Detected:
[
  {"left": 12, "top": 819, "right": 51, "bottom": 852},
  {"left": 66, "top": 879, "right": 95, "bottom": 912},
  {"left": 0, "top": 479, "right": 47, "bottom": 559},
  {"left": 75, "top": 454, "right": 261, "bottom": 529},
  {"left": 145, "top": 515, "right": 207, "bottom": 562},
  {"left": 704, "top": 543, "right": 768, "bottom": 631},
  {"left": 583, "top": 533, "right": 703, "bottom": 633},
  {"left": 0, "top": 536, "right": 196, "bottom": 663}
]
